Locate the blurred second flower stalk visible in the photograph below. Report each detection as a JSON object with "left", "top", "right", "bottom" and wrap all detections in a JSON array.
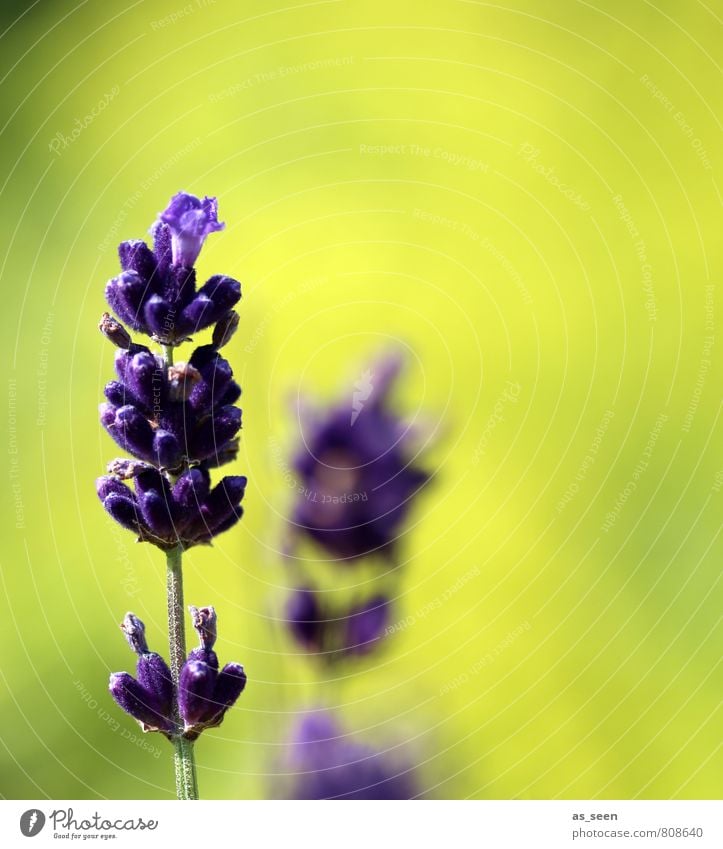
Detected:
[
  {"left": 96, "top": 192, "right": 247, "bottom": 800},
  {"left": 278, "top": 352, "right": 432, "bottom": 798}
]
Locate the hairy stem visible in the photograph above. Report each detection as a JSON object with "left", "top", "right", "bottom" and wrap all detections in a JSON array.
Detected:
[{"left": 166, "top": 545, "right": 199, "bottom": 800}]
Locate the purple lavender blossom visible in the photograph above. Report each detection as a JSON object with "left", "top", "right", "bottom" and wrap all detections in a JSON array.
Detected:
[
  {"left": 159, "top": 192, "right": 225, "bottom": 268},
  {"left": 104, "top": 192, "right": 239, "bottom": 345},
  {"left": 109, "top": 610, "right": 246, "bottom": 741},
  {"left": 283, "top": 712, "right": 416, "bottom": 800},
  {"left": 96, "top": 466, "right": 246, "bottom": 550},
  {"left": 288, "top": 353, "right": 428, "bottom": 561},
  {"left": 285, "top": 589, "right": 391, "bottom": 659},
  {"left": 99, "top": 343, "right": 242, "bottom": 473}
]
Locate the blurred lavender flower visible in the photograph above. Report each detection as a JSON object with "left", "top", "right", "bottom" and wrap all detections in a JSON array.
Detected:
[
  {"left": 105, "top": 192, "right": 239, "bottom": 345},
  {"left": 109, "top": 610, "right": 246, "bottom": 741},
  {"left": 285, "top": 588, "right": 390, "bottom": 659},
  {"left": 283, "top": 712, "right": 416, "bottom": 800},
  {"left": 288, "top": 353, "right": 429, "bottom": 561}
]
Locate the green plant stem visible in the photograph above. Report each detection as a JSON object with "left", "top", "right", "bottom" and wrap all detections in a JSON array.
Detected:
[{"left": 166, "top": 543, "right": 199, "bottom": 799}]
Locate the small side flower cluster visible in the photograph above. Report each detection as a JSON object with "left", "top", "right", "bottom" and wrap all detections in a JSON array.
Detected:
[
  {"left": 96, "top": 192, "right": 246, "bottom": 550},
  {"left": 110, "top": 609, "right": 246, "bottom": 741}
]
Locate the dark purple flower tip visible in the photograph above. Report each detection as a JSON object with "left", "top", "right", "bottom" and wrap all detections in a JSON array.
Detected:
[
  {"left": 158, "top": 192, "right": 225, "bottom": 268},
  {"left": 116, "top": 347, "right": 161, "bottom": 409},
  {"left": 109, "top": 672, "right": 175, "bottom": 735},
  {"left": 212, "top": 310, "right": 239, "bottom": 349},
  {"left": 104, "top": 271, "right": 148, "bottom": 332},
  {"left": 118, "top": 239, "right": 157, "bottom": 281},
  {"left": 189, "top": 605, "right": 217, "bottom": 651},
  {"left": 99, "top": 312, "right": 131, "bottom": 349},
  {"left": 102, "top": 403, "right": 156, "bottom": 464},
  {"left": 197, "top": 275, "right": 241, "bottom": 312},
  {"left": 202, "top": 475, "right": 247, "bottom": 533},
  {"left": 171, "top": 467, "right": 211, "bottom": 512},
  {"left": 96, "top": 477, "right": 142, "bottom": 535},
  {"left": 120, "top": 612, "right": 149, "bottom": 654}
]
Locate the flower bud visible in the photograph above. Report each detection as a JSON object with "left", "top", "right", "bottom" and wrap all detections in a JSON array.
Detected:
[
  {"left": 189, "top": 605, "right": 217, "bottom": 651},
  {"left": 120, "top": 612, "right": 149, "bottom": 654},
  {"left": 99, "top": 312, "right": 131, "bottom": 348}
]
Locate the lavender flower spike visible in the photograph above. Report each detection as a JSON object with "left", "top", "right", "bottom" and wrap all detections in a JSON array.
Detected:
[
  {"left": 97, "top": 192, "right": 247, "bottom": 799},
  {"left": 159, "top": 192, "right": 225, "bottom": 268}
]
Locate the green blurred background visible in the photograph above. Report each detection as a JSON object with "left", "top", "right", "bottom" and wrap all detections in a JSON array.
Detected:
[{"left": 0, "top": 0, "right": 720, "bottom": 799}]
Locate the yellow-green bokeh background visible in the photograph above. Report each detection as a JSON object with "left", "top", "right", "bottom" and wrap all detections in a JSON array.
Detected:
[{"left": 0, "top": 0, "right": 720, "bottom": 799}]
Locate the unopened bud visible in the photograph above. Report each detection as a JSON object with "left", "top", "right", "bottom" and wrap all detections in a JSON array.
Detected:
[
  {"left": 99, "top": 313, "right": 131, "bottom": 348},
  {"left": 189, "top": 605, "right": 217, "bottom": 651},
  {"left": 120, "top": 612, "right": 149, "bottom": 655}
]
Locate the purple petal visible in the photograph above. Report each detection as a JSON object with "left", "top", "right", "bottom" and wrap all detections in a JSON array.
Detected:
[{"left": 158, "top": 192, "right": 224, "bottom": 267}]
